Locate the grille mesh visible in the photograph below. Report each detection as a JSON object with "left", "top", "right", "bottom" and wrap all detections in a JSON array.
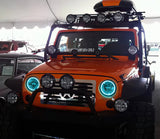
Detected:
[{"left": 40, "top": 79, "right": 96, "bottom": 107}]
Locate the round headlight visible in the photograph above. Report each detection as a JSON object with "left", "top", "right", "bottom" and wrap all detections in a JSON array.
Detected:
[
  {"left": 66, "top": 14, "right": 76, "bottom": 24},
  {"left": 41, "top": 74, "right": 55, "bottom": 89},
  {"left": 82, "top": 14, "right": 91, "bottom": 23},
  {"left": 97, "top": 14, "right": 106, "bottom": 23},
  {"left": 114, "top": 99, "right": 128, "bottom": 112},
  {"left": 60, "top": 74, "right": 74, "bottom": 90},
  {"left": 47, "top": 45, "right": 56, "bottom": 55},
  {"left": 6, "top": 92, "right": 18, "bottom": 104},
  {"left": 99, "top": 80, "right": 116, "bottom": 98},
  {"left": 113, "top": 12, "right": 124, "bottom": 22},
  {"left": 26, "top": 77, "right": 40, "bottom": 92},
  {"left": 128, "top": 46, "right": 138, "bottom": 55}
]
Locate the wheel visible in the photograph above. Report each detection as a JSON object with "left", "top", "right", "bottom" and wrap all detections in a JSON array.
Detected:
[
  {"left": 116, "top": 102, "right": 155, "bottom": 139},
  {"left": 0, "top": 101, "right": 5, "bottom": 137},
  {"left": 0, "top": 104, "right": 32, "bottom": 139},
  {"left": 127, "top": 102, "right": 155, "bottom": 139}
]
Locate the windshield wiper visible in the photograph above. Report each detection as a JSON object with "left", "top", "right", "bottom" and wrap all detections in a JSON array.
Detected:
[
  {"left": 95, "top": 50, "right": 119, "bottom": 60},
  {"left": 62, "top": 49, "right": 119, "bottom": 61},
  {"left": 104, "top": 55, "right": 119, "bottom": 60}
]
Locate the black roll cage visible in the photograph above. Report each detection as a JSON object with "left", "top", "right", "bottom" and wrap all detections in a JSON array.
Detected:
[{"left": 44, "top": 13, "right": 147, "bottom": 77}]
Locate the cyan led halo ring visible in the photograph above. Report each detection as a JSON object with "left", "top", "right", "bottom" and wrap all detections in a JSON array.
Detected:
[
  {"left": 99, "top": 80, "right": 117, "bottom": 98},
  {"left": 26, "top": 76, "right": 40, "bottom": 92}
]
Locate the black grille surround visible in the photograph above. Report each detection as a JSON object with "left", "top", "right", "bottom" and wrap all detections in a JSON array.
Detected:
[{"left": 40, "top": 79, "right": 96, "bottom": 107}]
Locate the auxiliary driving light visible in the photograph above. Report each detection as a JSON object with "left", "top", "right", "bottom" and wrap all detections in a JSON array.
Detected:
[
  {"left": 114, "top": 99, "right": 128, "bottom": 112},
  {"left": 113, "top": 12, "right": 124, "bottom": 22},
  {"left": 97, "top": 14, "right": 106, "bottom": 23},
  {"left": 66, "top": 14, "right": 76, "bottom": 24},
  {"left": 128, "top": 46, "right": 138, "bottom": 55},
  {"left": 60, "top": 74, "right": 74, "bottom": 90},
  {"left": 41, "top": 74, "right": 55, "bottom": 89},
  {"left": 99, "top": 80, "right": 117, "bottom": 98},
  {"left": 82, "top": 14, "right": 91, "bottom": 23},
  {"left": 6, "top": 92, "right": 18, "bottom": 104},
  {"left": 47, "top": 45, "right": 56, "bottom": 55}
]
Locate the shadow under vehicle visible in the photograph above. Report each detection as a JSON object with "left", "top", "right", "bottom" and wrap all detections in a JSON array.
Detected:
[{"left": 1, "top": 0, "right": 155, "bottom": 139}]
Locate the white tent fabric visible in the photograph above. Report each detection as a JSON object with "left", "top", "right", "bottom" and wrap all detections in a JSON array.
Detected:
[{"left": 0, "top": 0, "right": 160, "bottom": 28}]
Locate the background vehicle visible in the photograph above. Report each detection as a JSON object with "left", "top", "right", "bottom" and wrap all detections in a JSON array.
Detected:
[
  {"left": 1, "top": 0, "right": 155, "bottom": 139},
  {"left": 0, "top": 53, "right": 43, "bottom": 98},
  {"left": 0, "top": 40, "right": 27, "bottom": 53}
]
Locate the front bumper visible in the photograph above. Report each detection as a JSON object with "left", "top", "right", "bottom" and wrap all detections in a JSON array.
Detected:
[
  {"left": 21, "top": 88, "right": 133, "bottom": 126},
  {"left": 14, "top": 104, "right": 132, "bottom": 127},
  {"left": 7, "top": 102, "right": 133, "bottom": 138}
]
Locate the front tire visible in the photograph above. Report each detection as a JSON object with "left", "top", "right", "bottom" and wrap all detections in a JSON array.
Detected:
[
  {"left": 128, "top": 102, "right": 155, "bottom": 139},
  {"left": 1, "top": 104, "right": 32, "bottom": 139}
]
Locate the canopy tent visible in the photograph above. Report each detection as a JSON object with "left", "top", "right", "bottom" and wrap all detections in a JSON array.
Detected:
[{"left": 0, "top": 0, "right": 160, "bottom": 28}]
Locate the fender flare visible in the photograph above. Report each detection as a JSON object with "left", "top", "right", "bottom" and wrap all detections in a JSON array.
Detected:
[
  {"left": 0, "top": 97, "right": 6, "bottom": 105},
  {"left": 121, "top": 78, "right": 150, "bottom": 100},
  {"left": 4, "top": 74, "right": 24, "bottom": 92}
]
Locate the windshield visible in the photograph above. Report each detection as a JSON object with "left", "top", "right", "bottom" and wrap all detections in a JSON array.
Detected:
[{"left": 56, "top": 31, "right": 135, "bottom": 56}]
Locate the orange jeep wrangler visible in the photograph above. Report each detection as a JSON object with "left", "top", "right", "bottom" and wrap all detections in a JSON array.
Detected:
[{"left": 1, "top": 0, "right": 155, "bottom": 139}]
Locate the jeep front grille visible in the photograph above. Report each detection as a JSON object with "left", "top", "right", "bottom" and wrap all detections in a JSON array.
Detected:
[{"left": 40, "top": 79, "right": 96, "bottom": 107}]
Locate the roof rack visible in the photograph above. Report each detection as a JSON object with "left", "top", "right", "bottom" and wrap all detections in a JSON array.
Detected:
[
  {"left": 51, "top": 20, "right": 141, "bottom": 31},
  {"left": 63, "top": 0, "right": 144, "bottom": 28}
]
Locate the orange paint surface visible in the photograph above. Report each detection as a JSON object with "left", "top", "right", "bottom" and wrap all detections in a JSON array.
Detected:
[{"left": 102, "top": 0, "right": 121, "bottom": 7}]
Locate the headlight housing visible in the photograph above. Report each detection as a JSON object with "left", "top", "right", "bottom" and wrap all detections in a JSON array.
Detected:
[
  {"left": 60, "top": 74, "right": 74, "bottom": 90},
  {"left": 99, "top": 80, "right": 117, "bottom": 98},
  {"left": 41, "top": 74, "right": 55, "bottom": 89},
  {"left": 26, "top": 77, "right": 40, "bottom": 92}
]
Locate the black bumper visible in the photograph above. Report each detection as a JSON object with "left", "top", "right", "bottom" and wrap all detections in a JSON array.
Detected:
[
  {"left": 16, "top": 104, "right": 132, "bottom": 127},
  {"left": 7, "top": 104, "right": 134, "bottom": 138}
]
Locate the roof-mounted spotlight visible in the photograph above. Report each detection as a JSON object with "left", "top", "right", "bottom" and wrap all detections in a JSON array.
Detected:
[
  {"left": 97, "top": 14, "right": 106, "bottom": 23},
  {"left": 113, "top": 12, "right": 124, "bottom": 22},
  {"left": 82, "top": 14, "right": 91, "bottom": 23},
  {"left": 66, "top": 14, "right": 77, "bottom": 24}
]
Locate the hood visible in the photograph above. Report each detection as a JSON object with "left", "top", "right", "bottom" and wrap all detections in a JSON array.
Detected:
[{"left": 31, "top": 58, "right": 137, "bottom": 81}]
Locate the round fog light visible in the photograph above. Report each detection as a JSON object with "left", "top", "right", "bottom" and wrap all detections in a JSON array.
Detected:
[
  {"left": 60, "top": 74, "right": 74, "bottom": 90},
  {"left": 115, "top": 99, "right": 128, "bottom": 112},
  {"left": 7, "top": 92, "right": 18, "bottom": 104},
  {"left": 41, "top": 74, "right": 55, "bottom": 89}
]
